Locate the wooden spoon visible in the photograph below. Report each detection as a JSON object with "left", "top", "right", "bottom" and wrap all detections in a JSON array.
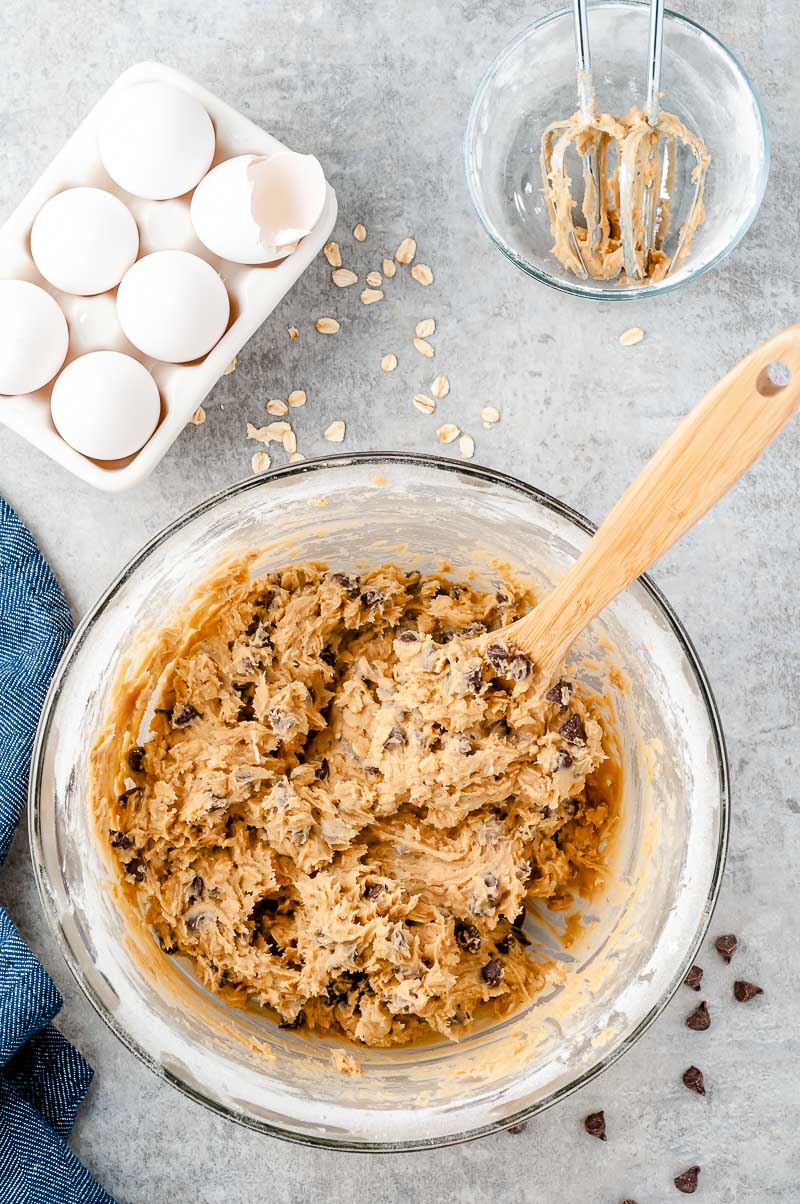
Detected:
[{"left": 491, "top": 325, "right": 800, "bottom": 682}]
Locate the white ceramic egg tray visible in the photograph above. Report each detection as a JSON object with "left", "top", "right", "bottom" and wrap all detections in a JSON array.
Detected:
[{"left": 0, "top": 61, "right": 337, "bottom": 492}]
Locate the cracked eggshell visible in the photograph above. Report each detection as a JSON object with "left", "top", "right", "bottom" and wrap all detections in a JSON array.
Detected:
[{"left": 190, "top": 150, "right": 326, "bottom": 264}]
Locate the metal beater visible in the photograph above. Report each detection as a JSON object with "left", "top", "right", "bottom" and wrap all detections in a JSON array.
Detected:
[{"left": 541, "top": 0, "right": 710, "bottom": 282}]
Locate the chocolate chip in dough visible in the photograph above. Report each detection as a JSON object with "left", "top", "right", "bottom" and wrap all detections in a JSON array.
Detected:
[
  {"left": 507, "top": 1122, "right": 528, "bottom": 1135},
  {"left": 714, "top": 933, "right": 738, "bottom": 963},
  {"left": 117, "top": 787, "right": 142, "bottom": 808},
  {"left": 320, "top": 646, "right": 337, "bottom": 665},
  {"left": 398, "top": 630, "right": 419, "bottom": 643},
  {"left": 507, "top": 652, "right": 533, "bottom": 682},
  {"left": 674, "top": 1166, "right": 701, "bottom": 1194},
  {"left": 316, "top": 757, "right": 330, "bottom": 781},
  {"left": 464, "top": 666, "right": 483, "bottom": 693},
  {"left": 684, "top": 964, "right": 703, "bottom": 992},
  {"left": 460, "top": 621, "right": 487, "bottom": 638},
  {"left": 109, "top": 830, "right": 132, "bottom": 850},
  {"left": 171, "top": 703, "right": 199, "bottom": 728},
  {"left": 382, "top": 726, "right": 407, "bottom": 750},
  {"left": 556, "top": 749, "right": 573, "bottom": 770},
  {"left": 237, "top": 703, "right": 255, "bottom": 721},
  {"left": 455, "top": 735, "right": 475, "bottom": 756},
  {"left": 481, "top": 959, "right": 503, "bottom": 986},
  {"left": 485, "top": 642, "right": 509, "bottom": 671},
  {"left": 495, "top": 935, "right": 514, "bottom": 954},
  {"left": 127, "top": 745, "right": 146, "bottom": 772},
  {"left": 360, "top": 589, "right": 385, "bottom": 608},
  {"left": 583, "top": 1110, "right": 607, "bottom": 1141},
  {"left": 686, "top": 1001, "right": 711, "bottom": 1031},
  {"left": 733, "top": 980, "right": 764, "bottom": 1002},
  {"left": 190, "top": 875, "right": 205, "bottom": 899},
  {"left": 249, "top": 622, "right": 272, "bottom": 648},
  {"left": 546, "top": 680, "right": 573, "bottom": 705},
  {"left": 330, "top": 572, "right": 360, "bottom": 596},
  {"left": 682, "top": 1066, "right": 706, "bottom": 1096},
  {"left": 455, "top": 921, "right": 482, "bottom": 953},
  {"left": 125, "top": 857, "right": 146, "bottom": 883},
  {"left": 364, "top": 883, "right": 385, "bottom": 900},
  {"left": 560, "top": 714, "right": 586, "bottom": 745}
]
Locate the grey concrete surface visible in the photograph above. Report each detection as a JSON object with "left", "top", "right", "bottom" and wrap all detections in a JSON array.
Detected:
[{"left": 1, "top": 1, "right": 798, "bottom": 1201}]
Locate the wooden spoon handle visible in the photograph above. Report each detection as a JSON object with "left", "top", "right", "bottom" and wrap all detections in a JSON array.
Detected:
[{"left": 509, "top": 325, "right": 800, "bottom": 678}]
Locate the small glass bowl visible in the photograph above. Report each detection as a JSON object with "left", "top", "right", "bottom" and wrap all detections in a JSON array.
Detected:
[
  {"left": 29, "top": 455, "right": 728, "bottom": 1149},
  {"left": 465, "top": 1, "right": 769, "bottom": 299}
]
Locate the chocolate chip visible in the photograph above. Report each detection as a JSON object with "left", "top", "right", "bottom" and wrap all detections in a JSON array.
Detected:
[
  {"left": 686, "top": 1001, "right": 710, "bottom": 1030},
  {"left": 237, "top": 703, "right": 256, "bottom": 721},
  {"left": 682, "top": 1065, "right": 705, "bottom": 1096},
  {"left": 360, "top": 589, "right": 385, "bottom": 608},
  {"left": 583, "top": 1110, "right": 606, "bottom": 1141},
  {"left": 511, "top": 908, "right": 527, "bottom": 930},
  {"left": 109, "top": 830, "right": 132, "bottom": 850},
  {"left": 485, "top": 642, "right": 509, "bottom": 670},
  {"left": 320, "top": 646, "right": 337, "bottom": 665},
  {"left": 190, "top": 875, "right": 205, "bottom": 899},
  {"left": 455, "top": 735, "right": 475, "bottom": 756},
  {"left": 330, "top": 572, "right": 360, "bottom": 596},
  {"left": 560, "top": 714, "right": 586, "bottom": 745},
  {"left": 364, "top": 764, "right": 381, "bottom": 777},
  {"left": 460, "top": 621, "right": 487, "bottom": 638},
  {"left": 674, "top": 1166, "right": 701, "bottom": 1194},
  {"left": 495, "top": 589, "right": 511, "bottom": 605},
  {"left": 621, "top": 1200, "right": 639, "bottom": 1203},
  {"left": 117, "top": 787, "right": 142, "bottom": 808},
  {"left": 481, "top": 959, "right": 503, "bottom": 986},
  {"left": 171, "top": 703, "right": 199, "bottom": 728},
  {"left": 316, "top": 757, "right": 330, "bottom": 781},
  {"left": 186, "top": 911, "right": 207, "bottom": 932},
  {"left": 556, "top": 750, "right": 573, "bottom": 770},
  {"left": 279, "top": 1009, "right": 306, "bottom": 1030},
  {"left": 545, "top": 680, "right": 573, "bottom": 704},
  {"left": 733, "top": 979, "right": 763, "bottom": 1002},
  {"left": 507, "top": 1121, "right": 528, "bottom": 1135},
  {"left": 382, "top": 726, "right": 407, "bottom": 751},
  {"left": 714, "top": 933, "right": 738, "bottom": 963},
  {"left": 495, "top": 935, "right": 513, "bottom": 954},
  {"left": 455, "top": 921, "right": 482, "bottom": 953},
  {"left": 507, "top": 652, "right": 533, "bottom": 682},
  {"left": 249, "top": 622, "right": 272, "bottom": 648},
  {"left": 684, "top": 964, "right": 703, "bottom": 992},
  {"left": 562, "top": 798, "right": 580, "bottom": 818},
  {"left": 364, "top": 883, "right": 385, "bottom": 900},
  {"left": 125, "top": 857, "right": 146, "bottom": 883},
  {"left": 464, "top": 666, "right": 483, "bottom": 693},
  {"left": 398, "top": 630, "right": 419, "bottom": 643},
  {"left": 127, "top": 745, "right": 146, "bottom": 772}
]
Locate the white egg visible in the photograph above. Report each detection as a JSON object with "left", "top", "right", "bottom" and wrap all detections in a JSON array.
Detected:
[
  {"left": 0, "top": 279, "right": 69, "bottom": 394},
  {"left": 30, "top": 187, "right": 139, "bottom": 295},
  {"left": 116, "top": 251, "right": 229, "bottom": 363},
  {"left": 98, "top": 82, "right": 215, "bottom": 200},
  {"left": 190, "top": 150, "right": 326, "bottom": 264},
  {"left": 51, "top": 351, "right": 160, "bottom": 459}
]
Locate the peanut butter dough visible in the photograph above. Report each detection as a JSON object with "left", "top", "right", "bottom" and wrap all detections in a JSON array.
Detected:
[{"left": 96, "top": 561, "right": 615, "bottom": 1048}]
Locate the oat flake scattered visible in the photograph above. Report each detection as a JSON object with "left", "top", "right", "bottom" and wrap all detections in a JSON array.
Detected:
[
  {"left": 414, "top": 337, "right": 435, "bottom": 358},
  {"left": 619, "top": 326, "right": 645, "bottom": 346},
  {"left": 437, "top": 423, "right": 460, "bottom": 444},
  {"left": 323, "top": 242, "right": 342, "bottom": 268},
  {"left": 481, "top": 405, "right": 500, "bottom": 424},
  {"left": 459, "top": 434, "right": 475, "bottom": 459},
  {"left": 191, "top": 406, "right": 206, "bottom": 425},
  {"left": 411, "top": 264, "right": 434, "bottom": 286},
  {"left": 223, "top": 356, "right": 238, "bottom": 376},
  {"left": 282, "top": 429, "right": 298, "bottom": 454},
  {"left": 324, "top": 419, "right": 346, "bottom": 442},
  {"left": 353, "top": 223, "right": 367, "bottom": 242},
  {"left": 288, "top": 390, "right": 307, "bottom": 408},
  {"left": 415, "top": 318, "right": 435, "bottom": 338},
  {"left": 288, "top": 326, "right": 299, "bottom": 341},
  {"left": 395, "top": 237, "right": 416, "bottom": 265},
  {"left": 332, "top": 268, "right": 358, "bottom": 288},
  {"left": 413, "top": 394, "right": 436, "bottom": 415},
  {"left": 251, "top": 450, "right": 271, "bottom": 474},
  {"left": 431, "top": 374, "right": 450, "bottom": 399},
  {"left": 266, "top": 399, "right": 289, "bottom": 416},
  {"left": 247, "top": 421, "right": 290, "bottom": 444},
  {"left": 381, "top": 353, "right": 398, "bottom": 372},
  {"left": 360, "top": 288, "right": 384, "bottom": 305},
  {"left": 289, "top": 452, "right": 305, "bottom": 463},
  {"left": 316, "top": 317, "right": 340, "bottom": 334},
  {"left": 382, "top": 258, "right": 397, "bottom": 278},
  {"left": 366, "top": 271, "right": 382, "bottom": 287}
]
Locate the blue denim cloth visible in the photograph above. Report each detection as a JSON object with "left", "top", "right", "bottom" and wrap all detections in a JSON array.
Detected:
[{"left": 1, "top": 497, "right": 115, "bottom": 1203}]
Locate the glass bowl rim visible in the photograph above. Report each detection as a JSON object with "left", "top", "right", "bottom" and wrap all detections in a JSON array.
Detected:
[
  {"left": 464, "top": 0, "right": 770, "bottom": 301},
  {"left": 28, "top": 451, "right": 730, "bottom": 1151}
]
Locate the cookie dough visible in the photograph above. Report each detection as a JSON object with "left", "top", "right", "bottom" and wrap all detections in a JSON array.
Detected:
[
  {"left": 96, "top": 561, "right": 615, "bottom": 1048},
  {"left": 542, "top": 106, "right": 709, "bottom": 282}
]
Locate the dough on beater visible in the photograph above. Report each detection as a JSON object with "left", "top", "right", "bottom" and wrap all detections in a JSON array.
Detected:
[{"left": 95, "top": 560, "right": 615, "bottom": 1048}]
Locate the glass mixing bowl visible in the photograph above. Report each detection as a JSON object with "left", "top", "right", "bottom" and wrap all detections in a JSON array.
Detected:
[
  {"left": 465, "top": 1, "right": 769, "bottom": 299},
  {"left": 29, "top": 454, "right": 728, "bottom": 1150}
]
